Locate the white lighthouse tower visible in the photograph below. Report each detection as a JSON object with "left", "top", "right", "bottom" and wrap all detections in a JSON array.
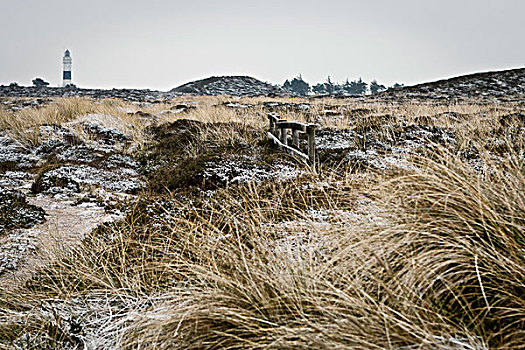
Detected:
[{"left": 62, "top": 49, "right": 72, "bottom": 87}]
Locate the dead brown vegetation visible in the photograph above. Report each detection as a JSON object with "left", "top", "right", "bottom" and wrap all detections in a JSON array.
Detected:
[{"left": 0, "top": 96, "right": 524, "bottom": 349}]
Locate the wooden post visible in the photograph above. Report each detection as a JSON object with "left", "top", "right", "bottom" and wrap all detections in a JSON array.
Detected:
[
  {"left": 269, "top": 117, "right": 275, "bottom": 135},
  {"left": 307, "top": 124, "right": 316, "bottom": 172},
  {"left": 292, "top": 129, "right": 300, "bottom": 147},
  {"left": 280, "top": 127, "right": 287, "bottom": 146}
]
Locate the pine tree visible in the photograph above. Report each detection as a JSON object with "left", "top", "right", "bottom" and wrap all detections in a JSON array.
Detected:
[
  {"left": 370, "top": 80, "right": 386, "bottom": 94},
  {"left": 282, "top": 75, "right": 310, "bottom": 96},
  {"left": 356, "top": 78, "right": 367, "bottom": 94},
  {"left": 343, "top": 78, "right": 367, "bottom": 95},
  {"left": 325, "top": 76, "right": 334, "bottom": 94},
  {"left": 342, "top": 79, "right": 352, "bottom": 94},
  {"left": 312, "top": 83, "right": 326, "bottom": 94}
]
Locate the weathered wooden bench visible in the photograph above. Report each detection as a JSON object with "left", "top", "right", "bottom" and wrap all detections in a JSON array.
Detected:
[{"left": 267, "top": 113, "right": 317, "bottom": 172}]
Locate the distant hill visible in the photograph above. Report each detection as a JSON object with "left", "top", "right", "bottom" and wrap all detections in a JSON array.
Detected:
[
  {"left": 385, "top": 67, "right": 525, "bottom": 101},
  {"left": 170, "top": 76, "right": 284, "bottom": 96}
]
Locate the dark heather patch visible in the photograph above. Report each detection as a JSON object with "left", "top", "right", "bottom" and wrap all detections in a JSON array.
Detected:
[
  {"left": 142, "top": 119, "right": 299, "bottom": 194},
  {"left": 147, "top": 154, "right": 215, "bottom": 193},
  {"left": 0, "top": 189, "right": 45, "bottom": 236}
]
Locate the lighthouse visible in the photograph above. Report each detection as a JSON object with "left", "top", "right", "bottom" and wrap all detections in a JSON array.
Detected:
[{"left": 62, "top": 49, "right": 72, "bottom": 87}]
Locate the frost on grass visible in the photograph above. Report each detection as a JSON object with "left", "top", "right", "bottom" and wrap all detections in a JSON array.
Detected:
[
  {"left": 0, "top": 226, "right": 39, "bottom": 274},
  {"left": 65, "top": 113, "right": 134, "bottom": 140},
  {"left": 0, "top": 189, "right": 45, "bottom": 273},
  {"left": 224, "top": 102, "right": 252, "bottom": 109},
  {"left": 33, "top": 165, "right": 143, "bottom": 196},
  {"left": 0, "top": 189, "right": 45, "bottom": 238},
  {"left": 314, "top": 123, "right": 462, "bottom": 171},
  {"left": 0, "top": 171, "right": 36, "bottom": 191},
  {"left": 37, "top": 113, "right": 134, "bottom": 149},
  {"left": 315, "top": 129, "right": 355, "bottom": 151},
  {"left": 6, "top": 293, "right": 152, "bottom": 349},
  {"left": 27, "top": 112, "right": 145, "bottom": 198},
  {"left": 202, "top": 155, "right": 304, "bottom": 185},
  {"left": 262, "top": 198, "right": 391, "bottom": 264},
  {"left": 0, "top": 134, "right": 39, "bottom": 169}
]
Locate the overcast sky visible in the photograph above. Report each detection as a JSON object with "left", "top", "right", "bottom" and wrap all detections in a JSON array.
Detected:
[{"left": 1, "top": 0, "right": 524, "bottom": 90}]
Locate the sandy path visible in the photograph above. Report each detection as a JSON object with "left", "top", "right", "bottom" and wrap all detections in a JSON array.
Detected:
[{"left": 0, "top": 196, "right": 119, "bottom": 291}]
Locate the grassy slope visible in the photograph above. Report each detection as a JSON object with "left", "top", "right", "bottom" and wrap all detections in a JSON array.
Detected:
[{"left": 0, "top": 96, "right": 523, "bottom": 349}]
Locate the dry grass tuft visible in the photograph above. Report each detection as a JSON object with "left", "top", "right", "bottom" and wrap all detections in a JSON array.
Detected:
[
  {"left": 371, "top": 152, "right": 525, "bottom": 347},
  {"left": 1, "top": 98, "right": 98, "bottom": 145},
  {"left": 0, "top": 97, "right": 165, "bottom": 150}
]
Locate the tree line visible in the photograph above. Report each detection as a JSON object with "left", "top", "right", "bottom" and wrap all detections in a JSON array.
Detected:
[
  {"left": 10, "top": 75, "right": 402, "bottom": 94},
  {"left": 282, "top": 75, "right": 403, "bottom": 96}
]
